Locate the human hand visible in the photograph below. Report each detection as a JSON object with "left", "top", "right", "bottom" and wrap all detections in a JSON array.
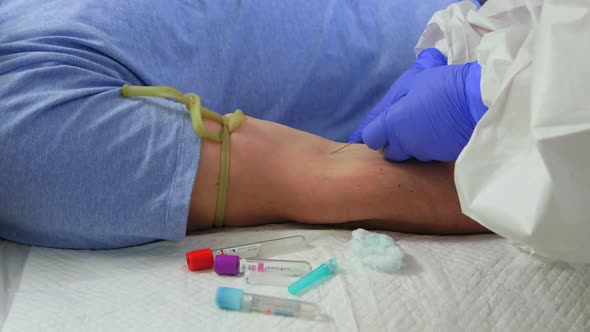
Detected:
[
  {"left": 348, "top": 48, "right": 448, "bottom": 143},
  {"left": 361, "top": 60, "right": 488, "bottom": 162}
]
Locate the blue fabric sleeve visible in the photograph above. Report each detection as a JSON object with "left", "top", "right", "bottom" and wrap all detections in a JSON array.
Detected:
[
  {"left": 0, "top": 0, "right": 456, "bottom": 248},
  {"left": 0, "top": 67, "right": 201, "bottom": 249},
  {"left": 0, "top": 22, "right": 202, "bottom": 248}
]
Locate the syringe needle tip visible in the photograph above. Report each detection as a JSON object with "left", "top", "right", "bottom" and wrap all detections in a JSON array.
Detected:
[{"left": 330, "top": 143, "right": 353, "bottom": 155}]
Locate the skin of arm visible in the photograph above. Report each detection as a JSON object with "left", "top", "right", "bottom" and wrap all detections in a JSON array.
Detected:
[{"left": 187, "top": 116, "right": 488, "bottom": 235}]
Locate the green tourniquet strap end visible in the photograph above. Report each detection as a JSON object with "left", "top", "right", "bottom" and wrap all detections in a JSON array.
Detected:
[
  {"left": 214, "top": 124, "right": 231, "bottom": 227},
  {"left": 121, "top": 84, "right": 247, "bottom": 228}
]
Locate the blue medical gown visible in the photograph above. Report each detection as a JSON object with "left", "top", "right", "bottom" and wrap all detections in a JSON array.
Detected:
[{"left": 0, "top": 0, "right": 458, "bottom": 248}]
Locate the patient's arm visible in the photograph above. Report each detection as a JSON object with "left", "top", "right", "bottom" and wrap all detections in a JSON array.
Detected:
[{"left": 187, "top": 116, "right": 488, "bottom": 235}]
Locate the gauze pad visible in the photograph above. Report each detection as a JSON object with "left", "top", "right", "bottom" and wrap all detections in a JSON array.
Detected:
[{"left": 350, "top": 229, "right": 403, "bottom": 272}]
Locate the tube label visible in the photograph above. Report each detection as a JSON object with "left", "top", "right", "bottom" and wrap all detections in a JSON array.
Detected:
[{"left": 241, "top": 261, "right": 308, "bottom": 275}]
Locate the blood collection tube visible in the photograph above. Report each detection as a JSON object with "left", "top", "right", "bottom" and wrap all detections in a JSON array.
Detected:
[
  {"left": 186, "top": 235, "right": 304, "bottom": 271},
  {"left": 215, "top": 287, "right": 318, "bottom": 318},
  {"left": 214, "top": 255, "right": 312, "bottom": 276}
]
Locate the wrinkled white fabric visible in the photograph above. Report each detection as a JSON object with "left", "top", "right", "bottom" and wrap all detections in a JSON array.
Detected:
[{"left": 416, "top": 0, "right": 590, "bottom": 263}]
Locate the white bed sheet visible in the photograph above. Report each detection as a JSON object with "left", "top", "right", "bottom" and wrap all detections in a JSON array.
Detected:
[
  {"left": 1, "top": 225, "right": 589, "bottom": 331},
  {"left": 0, "top": 240, "right": 29, "bottom": 332}
]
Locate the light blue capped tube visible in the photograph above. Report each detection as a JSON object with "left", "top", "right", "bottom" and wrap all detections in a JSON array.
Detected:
[
  {"left": 288, "top": 258, "right": 338, "bottom": 295},
  {"left": 216, "top": 287, "right": 318, "bottom": 318}
]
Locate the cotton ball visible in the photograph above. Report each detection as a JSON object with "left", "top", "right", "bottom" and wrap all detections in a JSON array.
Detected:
[{"left": 350, "top": 229, "right": 404, "bottom": 273}]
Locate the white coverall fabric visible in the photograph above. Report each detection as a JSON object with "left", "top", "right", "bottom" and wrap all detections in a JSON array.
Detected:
[{"left": 416, "top": 0, "right": 590, "bottom": 263}]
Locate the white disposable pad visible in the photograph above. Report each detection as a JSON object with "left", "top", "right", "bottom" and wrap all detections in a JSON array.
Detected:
[
  {"left": 0, "top": 241, "right": 29, "bottom": 331},
  {"left": 2, "top": 225, "right": 589, "bottom": 331}
]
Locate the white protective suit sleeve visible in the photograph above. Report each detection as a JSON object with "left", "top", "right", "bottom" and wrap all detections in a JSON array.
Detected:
[{"left": 416, "top": 0, "right": 590, "bottom": 263}]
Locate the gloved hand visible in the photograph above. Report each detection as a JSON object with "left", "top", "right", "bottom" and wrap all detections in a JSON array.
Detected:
[
  {"left": 348, "top": 48, "right": 448, "bottom": 143},
  {"left": 356, "top": 52, "right": 488, "bottom": 162}
]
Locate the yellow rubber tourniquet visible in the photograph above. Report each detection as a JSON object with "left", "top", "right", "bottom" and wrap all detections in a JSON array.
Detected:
[{"left": 121, "top": 84, "right": 247, "bottom": 228}]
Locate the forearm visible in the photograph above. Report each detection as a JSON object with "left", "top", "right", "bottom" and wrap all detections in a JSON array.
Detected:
[
  {"left": 284, "top": 142, "right": 486, "bottom": 234},
  {"left": 187, "top": 117, "right": 487, "bottom": 234},
  {"left": 281, "top": 126, "right": 486, "bottom": 234}
]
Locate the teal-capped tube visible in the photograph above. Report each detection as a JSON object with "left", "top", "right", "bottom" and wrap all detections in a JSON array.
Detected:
[{"left": 288, "top": 258, "right": 338, "bottom": 295}]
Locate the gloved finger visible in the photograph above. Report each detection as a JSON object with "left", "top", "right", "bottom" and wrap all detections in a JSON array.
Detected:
[
  {"left": 378, "top": 108, "right": 412, "bottom": 161},
  {"left": 347, "top": 130, "right": 364, "bottom": 143},
  {"left": 362, "top": 105, "right": 411, "bottom": 163},
  {"left": 348, "top": 111, "right": 377, "bottom": 143},
  {"left": 382, "top": 143, "right": 412, "bottom": 162},
  {"left": 347, "top": 87, "right": 409, "bottom": 143},
  {"left": 361, "top": 111, "right": 389, "bottom": 150},
  {"left": 413, "top": 154, "right": 433, "bottom": 163},
  {"left": 413, "top": 48, "right": 448, "bottom": 71},
  {"left": 348, "top": 95, "right": 400, "bottom": 143},
  {"left": 377, "top": 99, "right": 415, "bottom": 162},
  {"left": 348, "top": 78, "right": 414, "bottom": 143}
]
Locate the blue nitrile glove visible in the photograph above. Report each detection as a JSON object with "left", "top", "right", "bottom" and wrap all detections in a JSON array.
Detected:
[
  {"left": 361, "top": 60, "right": 488, "bottom": 162},
  {"left": 348, "top": 48, "right": 448, "bottom": 143}
]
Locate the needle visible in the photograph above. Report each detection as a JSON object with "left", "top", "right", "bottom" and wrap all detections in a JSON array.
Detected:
[{"left": 330, "top": 143, "right": 353, "bottom": 155}]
